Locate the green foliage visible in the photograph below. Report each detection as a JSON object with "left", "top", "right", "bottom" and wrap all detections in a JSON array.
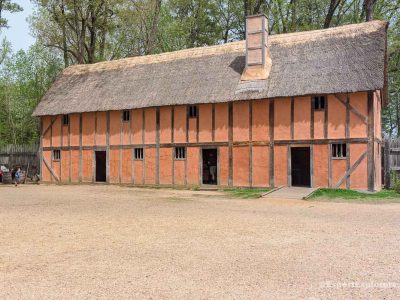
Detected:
[
  {"left": 394, "top": 182, "right": 400, "bottom": 194},
  {"left": 223, "top": 188, "right": 270, "bottom": 199},
  {"left": 0, "top": 43, "right": 63, "bottom": 145},
  {"left": 0, "top": 0, "right": 23, "bottom": 30},
  {"left": 310, "top": 188, "right": 400, "bottom": 201}
]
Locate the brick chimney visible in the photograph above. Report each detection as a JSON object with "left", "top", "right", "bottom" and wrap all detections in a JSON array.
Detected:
[{"left": 241, "top": 14, "right": 272, "bottom": 81}]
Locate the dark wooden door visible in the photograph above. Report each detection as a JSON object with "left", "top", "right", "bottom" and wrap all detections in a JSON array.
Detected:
[{"left": 291, "top": 147, "right": 311, "bottom": 187}]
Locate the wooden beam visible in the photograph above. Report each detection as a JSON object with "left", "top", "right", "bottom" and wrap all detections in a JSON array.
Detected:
[
  {"left": 328, "top": 143, "right": 332, "bottom": 187},
  {"left": 42, "top": 138, "right": 369, "bottom": 152},
  {"left": 198, "top": 147, "right": 202, "bottom": 186},
  {"left": 39, "top": 118, "right": 43, "bottom": 177},
  {"left": 269, "top": 99, "right": 275, "bottom": 188},
  {"left": 92, "top": 149, "right": 96, "bottom": 183},
  {"left": 171, "top": 106, "right": 174, "bottom": 143},
  {"left": 310, "top": 145, "right": 314, "bottom": 188},
  {"left": 156, "top": 107, "right": 160, "bottom": 185},
  {"left": 346, "top": 94, "right": 351, "bottom": 189},
  {"left": 290, "top": 97, "right": 294, "bottom": 140},
  {"left": 79, "top": 113, "right": 82, "bottom": 183},
  {"left": 335, "top": 151, "right": 367, "bottom": 188},
  {"left": 186, "top": 105, "right": 189, "bottom": 143},
  {"left": 68, "top": 117, "right": 71, "bottom": 183},
  {"left": 119, "top": 111, "right": 123, "bottom": 184},
  {"left": 384, "top": 139, "right": 391, "bottom": 188},
  {"left": 43, "top": 156, "right": 60, "bottom": 182},
  {"left": 334, "top": 93, "right": 368, "bottom": 125},
  {"left": 367, "top": 91, "right": 375, "bottom": 191},
  {"left": 93, "top": 112, "right": 97, "bottom": 183},
  {"left": 171, "top": 107, "right": 174, "bottom": 184},
  {"left": 228, "top": 102, "right": 233, "bottom": 186},
  {"left": 142, "top": 110, "right": 146, "bottom": 184},
  {"left": 50, "top": 116, "right": 53, "bottom": 183},
  {"left": 287, "top": 145, "right": 291, "bottom": 186},
  {"left": 42, "top": 116, "right": 57, "bottom": 138},
  {"left": 324, "top": 96, "right": 328, "bottom": 139},
  {"left": 249, "top": 101, "right": 253, "bottom": 187},
  {"left": 310, "top": 97, "right": 315, "bottom": 139},
  {"left": 106, "top": 111, "right": 110, "bottom": 183},
  {"left": 211, "top": 104, "right": 215, "bottom": 142}
]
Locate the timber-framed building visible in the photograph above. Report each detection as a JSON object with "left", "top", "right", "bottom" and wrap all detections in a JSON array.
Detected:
[{"left": 33, "top": 15, "right": 388, "bottom": 191}]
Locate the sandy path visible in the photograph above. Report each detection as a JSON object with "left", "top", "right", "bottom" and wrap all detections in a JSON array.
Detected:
[{"left": 0, "top": 185, "right": 399, "bottom": 299}]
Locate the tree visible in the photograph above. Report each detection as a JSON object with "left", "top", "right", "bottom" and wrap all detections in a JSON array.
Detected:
[
  {"left": 0, "top": 44, "right": 63, "bottom": 145},
  {"left": 0, "top": 0, "right": 22, "bottom": 66},
  {"left": 2, "top": 0, "right": 398, "bottom": 141},
  {"left": 0, "top": 0, "right": 22, "bottom": 31},
  {"left": 31, "top": 0, "right": 119, "bottom": 66}
]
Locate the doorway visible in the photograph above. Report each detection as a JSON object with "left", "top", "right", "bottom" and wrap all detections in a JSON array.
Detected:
[
  {"left": 202, "top": 149, "right": 218, "bottom": 185},
  {"left": 95, "top": 151, "right": 107, "bottom": 182},
  {"left": 291, "top": 147, "right": 311, "bottom": 187}
]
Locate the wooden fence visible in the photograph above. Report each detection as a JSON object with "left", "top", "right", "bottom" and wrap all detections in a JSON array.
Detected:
[
  {"left": 383, "top": 138, "right": 400, "bottom": 188},
  {"left": 0, "top": 144, "right": 40, "bottom": 175}
]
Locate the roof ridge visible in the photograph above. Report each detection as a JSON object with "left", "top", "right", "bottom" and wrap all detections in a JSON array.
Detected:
[
  {"left": 269, "top": 20, "right": 386, "bottom": 46},
  {"left": 63, "top": 20, "right": 386, "bottom": 76}
]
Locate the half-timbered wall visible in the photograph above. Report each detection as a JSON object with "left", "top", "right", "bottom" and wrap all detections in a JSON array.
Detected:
[{"left": 40, "top": 91, "right": 382, "bottom": 191}]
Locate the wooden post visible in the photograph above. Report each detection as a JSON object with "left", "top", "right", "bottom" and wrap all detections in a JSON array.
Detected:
[
  {"left": 156, "top": 107, "right": 160, "bottom": 185},
  {"left": 384, "top": 138, "right": 391, "bottom": 188},
  {"left": 269, "top": 99, "right": 275, "bottom": 188},
  {"left": 367, "top": 91, "right": 375, "bottom": 191},
  {"left": 106, "top": 111, "right": 110, "bottom": 183},
  {"left": 249, "top": 100, "right": 253, "bottom": 187},
  {"left": 228, "top": 102, "right": 233, "bottom": 186}
]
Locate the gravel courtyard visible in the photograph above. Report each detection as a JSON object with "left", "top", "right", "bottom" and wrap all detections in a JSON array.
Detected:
[{"left": 1, "top": 185, "right": 399, "bottom": 299}]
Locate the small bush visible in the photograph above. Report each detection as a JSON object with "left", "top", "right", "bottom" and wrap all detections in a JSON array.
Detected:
[{"left": 394, "top": 182, "right": 400, "bottom": 194}]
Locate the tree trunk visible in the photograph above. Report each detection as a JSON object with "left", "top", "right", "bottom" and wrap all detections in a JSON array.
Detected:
[
  {"left": 243, "top": 0, "right": 248, "bottom": 39},
  {"left": 364, "top": 0, "right": 374, "bottom": 21},
  {"left": 146, "top": 0, "right": 162, "bottom": 54},
  {"left": 324, "top": 0, "right": 341, "bottom": 28},
  {"left": 253, "top": 0, "right": 263, "bottom": 14},
  {"left": 291, "top": 0, "right": 297, "bottom": 31},
  {"left": 60, "top": 0, "right": 69, "bottom": 67},
  {"left": 396, "top": 100, "right": 400, "bottom": 138},
  {"left": 88, "top": 1, "right": 97, "bottom": 63}
]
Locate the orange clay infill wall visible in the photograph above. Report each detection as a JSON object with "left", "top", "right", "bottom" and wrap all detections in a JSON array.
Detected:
[{"left": 40, "top": 91, "right": 381, "bottom": 191}]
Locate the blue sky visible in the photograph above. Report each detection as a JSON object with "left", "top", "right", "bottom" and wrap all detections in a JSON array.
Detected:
[{"left": 2, "top": 0, "right": 35, "bottom": 52}]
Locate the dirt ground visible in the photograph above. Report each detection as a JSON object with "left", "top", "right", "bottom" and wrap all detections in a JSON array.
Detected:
[{"left": 0, "top": 185, "right": 399, "bottom": 299}]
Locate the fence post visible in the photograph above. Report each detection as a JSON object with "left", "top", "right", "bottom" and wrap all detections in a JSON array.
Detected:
[{"left": 384, "top": 139, "right": 391, "bottom": 189}]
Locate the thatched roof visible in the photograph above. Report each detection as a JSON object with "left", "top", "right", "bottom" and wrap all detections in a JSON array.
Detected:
[{"left": 33, "top": 20, "right": 388, "bottom": 116}]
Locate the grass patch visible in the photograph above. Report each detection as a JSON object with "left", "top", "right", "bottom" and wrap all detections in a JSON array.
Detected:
[
  {"left": 223, "top": 188, "right": 270, "bottom": 199},
  {"left": 309, "top": 188, "right": 400, "bottom": 202}
]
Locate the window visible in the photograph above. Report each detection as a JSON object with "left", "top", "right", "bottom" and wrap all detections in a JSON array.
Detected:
[
  {"left": 134, "top": 148, "right": 144, "bottom": 160},
  {"left": 188, "top": 105, "right": 198, "bottom": 118},
  {"left": 175, "top": 147, "right": 186, "bottom": 160},
  {"left": 332, "top": 144, "right": 347, "bottom": 159},
  {"left": 313, "top": 96, "right": 326, "bottom": 110},
  {"left": 123, "top": 110, "right": 130, "bottom": 122},
  {"left": 53, "top": 150, "right": 61, "bottom": 161},
  {"left": 62, "top": 115, "right": 69, "bottom": 126}
]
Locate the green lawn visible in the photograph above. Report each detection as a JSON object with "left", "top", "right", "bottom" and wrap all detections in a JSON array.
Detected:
[
  {"left": 309, "top": 188, "right": 400, "bottom": 203},
  {"left": 223, "top": 188, "right": 270, "bottom": 199}
]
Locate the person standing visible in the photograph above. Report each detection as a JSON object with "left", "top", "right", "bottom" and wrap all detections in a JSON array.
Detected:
[{"left": 15, "top": 168, "right": 21, "bottom": 187}]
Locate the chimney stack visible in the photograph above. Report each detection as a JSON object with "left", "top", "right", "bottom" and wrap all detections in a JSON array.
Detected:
[{"left": 241, "top": 14, "right": 272, "bottom": 81}]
